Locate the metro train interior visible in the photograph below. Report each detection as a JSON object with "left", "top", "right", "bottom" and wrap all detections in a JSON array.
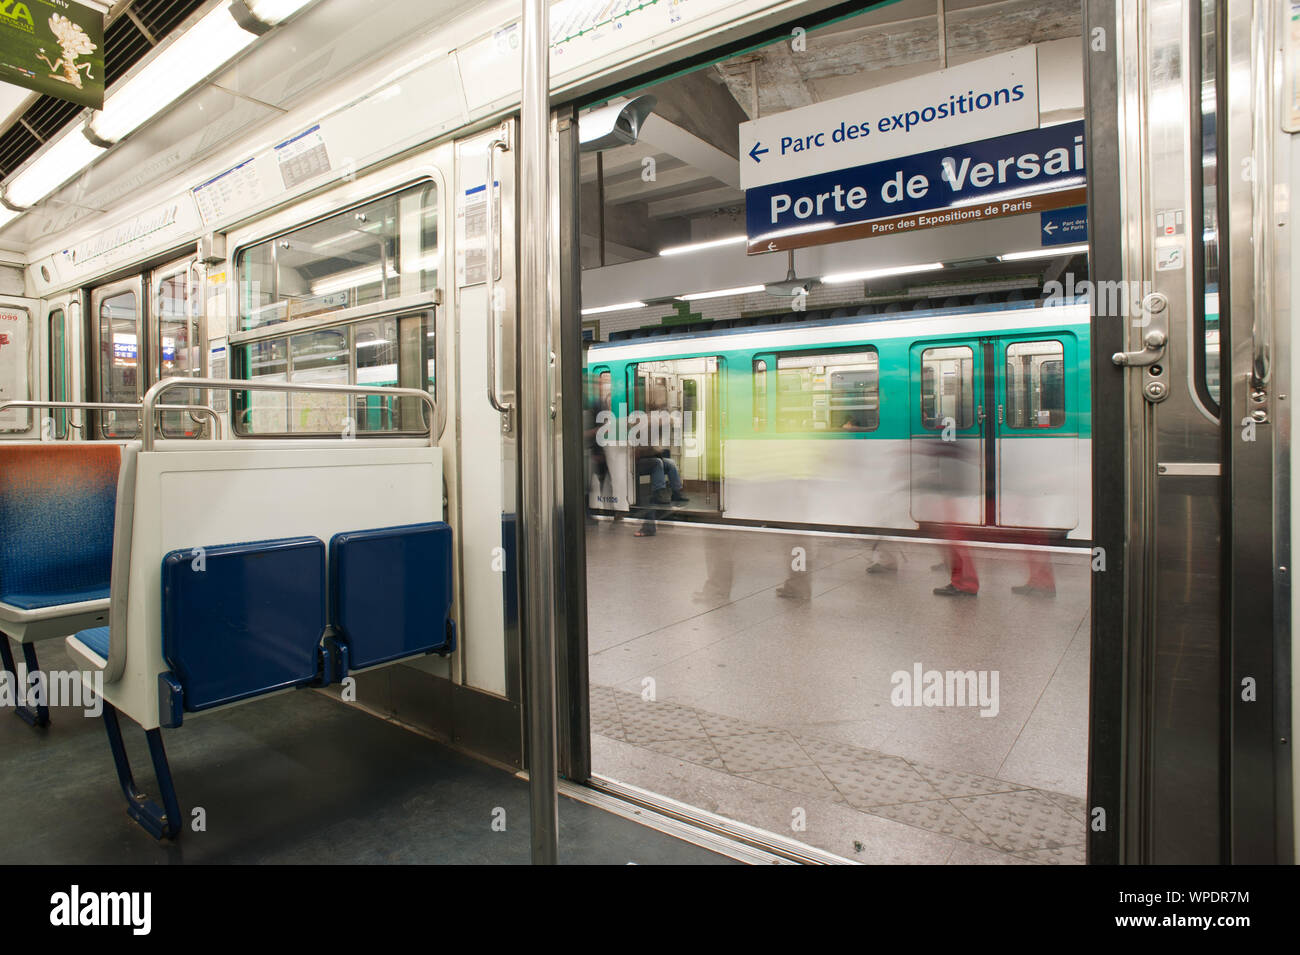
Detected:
[{"left": 0, "top": 0, "right": 1294, "bottom": 890}]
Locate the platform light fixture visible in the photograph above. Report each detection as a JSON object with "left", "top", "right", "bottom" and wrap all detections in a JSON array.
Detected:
[
  {"left": 581, "top": 301, "right": 646, "bottom": 315},
  {"left": 658, "top": 235, "right": 747, "bottom": 257},
  {"left": 676, "top": 284, "right": 765, "bottom": 301},
  {"left": 821, "top": 262, "right": 944, "bottom": 284},
  {"left": 998, "top": 243, "right": 1089, "bottom": 261}
]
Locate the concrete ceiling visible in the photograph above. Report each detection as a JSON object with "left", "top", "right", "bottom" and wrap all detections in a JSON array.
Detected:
[{"left": 581, "top": 0, "right": 1084, "bottom": 268}]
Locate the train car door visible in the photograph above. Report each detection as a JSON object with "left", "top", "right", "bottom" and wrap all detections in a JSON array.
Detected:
[
  {"left": 0, "top": 294, "right": 43, "bottom": 439},
  {"left": 90, "top": 277, "right": 145, "bottom": 438},
  {"left": 149, "top": 256, "right": 207, "bottom": 437},
  {"left": 909, "top": 340, "right": 987, "bottom": 526},
  {"left": 994, "top": 334, "right": 1078, "bottom": 531},
  {"left": 44, "top": 293, "right": 83, "bottom": 439}
]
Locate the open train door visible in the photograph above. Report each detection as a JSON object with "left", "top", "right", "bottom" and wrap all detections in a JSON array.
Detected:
[{"left": 909, "top": 339, "right": 987, "bottom": 528}]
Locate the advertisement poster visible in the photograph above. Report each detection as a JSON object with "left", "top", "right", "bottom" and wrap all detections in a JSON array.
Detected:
[{"left": 0, "top": 0, "right": 104, "bottom": 108}]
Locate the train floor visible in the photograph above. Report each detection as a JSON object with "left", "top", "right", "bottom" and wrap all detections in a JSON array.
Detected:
[
  {"left": 586, "top": 519, "right": 1091, "bottom": 864},
  {"left": 0, "top": 643, "right": 735, "bottom": 865}
]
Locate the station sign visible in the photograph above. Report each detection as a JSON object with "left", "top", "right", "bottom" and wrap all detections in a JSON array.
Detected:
[
  {"left": 0, "top": 0, "right": 104, "bottom": 108},
  {"left": 739, "top": 47, "right": 1038, "bottom": 192},
  {"left": 744, "top": 120, "right": 1086, "bottom": 253},
  {"left": 1041, "top": 204, "right": 1088, "bottom": 245}
]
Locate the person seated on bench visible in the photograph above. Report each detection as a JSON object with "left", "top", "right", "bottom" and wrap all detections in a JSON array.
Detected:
[{"left": 636, "top": 446, "right": 687, "bottom": 505}]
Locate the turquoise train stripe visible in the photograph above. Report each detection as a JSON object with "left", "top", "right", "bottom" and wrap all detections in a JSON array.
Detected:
[{"left": 587, "top": 315, "right": 1092, "bottom": 442}]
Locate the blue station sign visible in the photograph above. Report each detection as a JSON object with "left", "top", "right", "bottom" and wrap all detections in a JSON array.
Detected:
[
  {"left": 745, "top": 120, "right": 1086, "bottom": 253},
  {"left": 1040, "top": 204, "right": 1088, "bottom": 245}
]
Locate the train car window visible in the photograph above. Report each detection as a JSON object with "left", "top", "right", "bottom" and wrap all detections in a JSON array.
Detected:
[
  {"left": 238, "top": 338, "right": 289, "bottom": 434},
  {"left": 48, "top": 308, "right": 68, "bottom": 439},
  {"left": 156, "top": 270, "right": 204, "bottom": 437},
  {"left": 234, "top": 309, "right": 434, "bottom": 436},
  {"left": 920, "top": 346, "right": 974, "bottom": 430},
  {"left": 98, "top": 290, "right": 140, "bottom": 437},
  {"left": 753, "top": 359, "right": 768, "bottom": 430},
  {"left": 775, "top": 348, "right": 879, "bottom": 433},
  {"left": 1004, "top": 340, "right": 1066, "bottom": 428},
  {"left": 236, "top": 181, "right": 438, "bottom": 331},
  {"left": 355, "top": 316, "right": 400, "bottom": 432},
  {"left": 289, "top": 328, "right": 350, "bottom": 434}
]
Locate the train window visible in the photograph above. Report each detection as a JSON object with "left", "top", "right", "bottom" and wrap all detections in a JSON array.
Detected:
[
  {"left": 48, "top": 308, "right": 68, "bottom": 439},
  {"left": 289, "top": 328, "right": 349, "bottom": 433},
  {"left": 1004, "top": 340, "right": 1066, "bottom": 429},
  {"left": 156, "top": 270, "right": 204, "bottom": 437},
  {"left": 234, "top": 311, "right": 434, "bottom": 436},
  {"left": 775, "top": 348, "right": 879, "bottom": 433},
  {"left": 355, "top": 316, "right": 400, "bottom": 432},
  {"left": 237, "top": 181, "right": 438, "bottom": 331},
  {"left": 920, "top": 346, "right": 974, "bottom": 430},
  {"left": 753, "top": 359, "right": 768, "bottom": 430},
  {"left": 98, "top": 289, "right": 140, "bottom": 437}
]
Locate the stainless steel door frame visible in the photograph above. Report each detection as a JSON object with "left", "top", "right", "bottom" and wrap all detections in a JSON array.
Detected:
[{"left": 1219, "top": 0, "right": 1293, "bottom": 864}]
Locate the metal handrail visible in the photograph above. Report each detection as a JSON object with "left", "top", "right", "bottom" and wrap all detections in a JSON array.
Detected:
[
  {"left": 0, "top": 400, "right": 223, "bottom": 440},
  {"left": 485, "top": 127, "right": 514, "bottom": 430},
  {"left": 141, "top": 377, "right": 437, "bottom": 451}
]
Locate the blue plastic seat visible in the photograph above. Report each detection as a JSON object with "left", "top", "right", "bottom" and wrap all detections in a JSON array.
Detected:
[
  {"left": 0, "top": 445, "right": 118, "bottom": 612},
  {"left": 3, "top": 586, "right": 111, "bottom": 611},
  {"left": 330, "top": 522, "right": 454, "bottom": 669},
  {"left": 77, "top": 626, "right": 111, "bottom": 660},
  {"left": 161, "top": 537, "right": 326, "bottom": 712}
]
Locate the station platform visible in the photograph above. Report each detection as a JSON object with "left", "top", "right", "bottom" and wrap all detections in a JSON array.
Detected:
[
  {"left": 586, "top": 520, "right": 1090, "bottom": 864},
  {"left": 0, "top": 643, "right": 737, "bottom": 865}
]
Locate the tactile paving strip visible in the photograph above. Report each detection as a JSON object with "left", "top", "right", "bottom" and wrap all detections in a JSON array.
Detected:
[
  {"left": 948, "top": 790, "right": 1084, "bottom": 852},
  {"left": 590, "top": 684, "right": 1087, "bottom": 863}
]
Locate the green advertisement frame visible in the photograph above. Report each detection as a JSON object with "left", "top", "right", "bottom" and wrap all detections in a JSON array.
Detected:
[{"left": 0, "top": 0, "right": 105, "bottom": 109}]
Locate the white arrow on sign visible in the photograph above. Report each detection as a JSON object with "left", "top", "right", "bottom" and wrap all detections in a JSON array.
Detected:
[{"left": 1043, "top": 221, "right": 1058, "bottom": 235}]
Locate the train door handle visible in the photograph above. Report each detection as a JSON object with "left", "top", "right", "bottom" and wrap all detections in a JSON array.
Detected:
[
  {"left": 485, "top": 124, "right": 513, "bottom": 434},
  {"left": 976, "top": 404, "right": 986, "bottom": 424}
]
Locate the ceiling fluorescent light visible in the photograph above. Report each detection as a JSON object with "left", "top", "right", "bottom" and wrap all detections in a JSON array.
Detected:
[
  {"left": 998, "top": 243, "right": 1089, "bottom": 261},
  {"left": 822, "top": 262, "right": 944, "bottom": 284},
  {"left": 3, "top": 124, "right": 105, "bottom": 208},
  {"left": 581, "top": 301, "right": 645, "bottom": 315},
  {"left": 676, "top": 285, "right": 765, "bottom": 301},
  {"left": 748, "top": 222, "right": 835, "bottom": 244},
  {"left": 89, "top": 1, "right": 260, "bottom": 144},
  {"left": 310, "top": 265, "right": 398, "bottom": 296},
  {"left": 245, "top": 0, "right": 315, "bottom": 25},
  {"left": 659, "top": 235, "right": 747, "bottom": 256}
]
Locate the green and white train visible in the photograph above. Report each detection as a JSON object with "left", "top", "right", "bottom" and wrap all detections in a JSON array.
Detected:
[{"left": 586, "top": 300, "right": 1091, "bottom": 542}]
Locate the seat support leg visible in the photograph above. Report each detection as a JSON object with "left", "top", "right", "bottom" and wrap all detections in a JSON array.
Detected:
[
  {"left": 102, "top": 702, "right": 181, "bottom": 840},
  {"left": 0, "top": 637, "right": 50, "bottom": 728}
]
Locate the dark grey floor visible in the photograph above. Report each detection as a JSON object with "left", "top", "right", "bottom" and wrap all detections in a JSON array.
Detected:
[{"left": 0, "top": 644, "right": 734, "bottom": 865}]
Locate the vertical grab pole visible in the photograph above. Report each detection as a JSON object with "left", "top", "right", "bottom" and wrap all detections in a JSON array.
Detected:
[{"left": 519, "top": 0, "right": 559, "bottom": 865}]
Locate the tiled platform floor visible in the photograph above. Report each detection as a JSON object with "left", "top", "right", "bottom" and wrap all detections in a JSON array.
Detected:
[{"left": 587, "top": 520, "right": 1091, "bottom": 864}]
